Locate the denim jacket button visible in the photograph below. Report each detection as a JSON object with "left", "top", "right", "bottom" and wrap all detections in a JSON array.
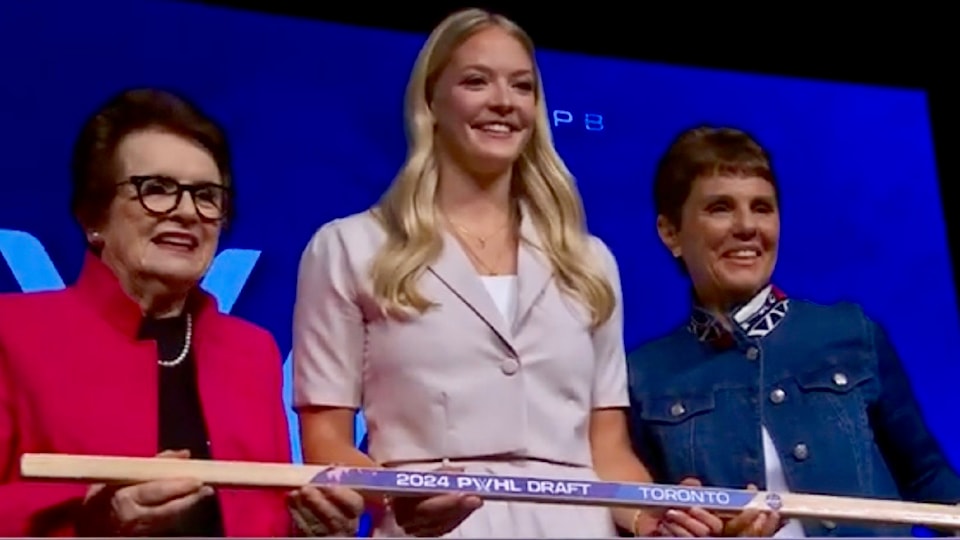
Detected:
[
  {"left": 793, "top": 443, "right": 810, "bottom": 461},
  {"left": 745, "top": 347, "right": 759, "bottom": 360},
  {"left": 670, "top": 402, "right": 686, "bottom": 417},
  {"left": 832, "top": 372, "right": 848, "bottom": 386},
  {"left": 770, "top": 388, "right": 786, "bottom": 404}
]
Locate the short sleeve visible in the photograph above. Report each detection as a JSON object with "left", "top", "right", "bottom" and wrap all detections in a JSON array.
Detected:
[
  {"left": 589, "top": 237, "right": 630, "bottom": 409},
  {"left": 292, "top": 220, "right": 365, "bottom": 410}
]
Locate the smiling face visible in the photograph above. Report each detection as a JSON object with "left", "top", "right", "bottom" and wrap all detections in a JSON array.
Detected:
[
  {"left": 658, "top": 174, "right": 780, "bottom": 308},
  {"left": 94, "top": 129, "right": 223, "bottom": 293},
  {"left": 429, "top": 25, "right": 537, "bottom": 177}
]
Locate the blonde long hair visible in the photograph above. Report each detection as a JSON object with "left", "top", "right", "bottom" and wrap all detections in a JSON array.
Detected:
[{"left": 369, "top": 8, "right": 614, "bottom": 328}]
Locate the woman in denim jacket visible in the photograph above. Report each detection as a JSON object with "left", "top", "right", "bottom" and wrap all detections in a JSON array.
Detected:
[{"left": 627, "top": 126, "right": 960, "bottom": 537}]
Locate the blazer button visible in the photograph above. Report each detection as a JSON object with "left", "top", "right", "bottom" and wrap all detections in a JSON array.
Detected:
[
  {"left": 792, "top": 443, "right": 809, "bottom": 461},
  {"left": 745, "top": 347, "right": 759, "bottom": 361},
  {"left": 769, "top": 388, "right": 786, "bottom": 404},
  {"left": 822, "top": 520, "right": 837, "bottom": 530},
  {"left": 833, "top": 372, "right": 848, "bottom": 386},
  {"left": 500, "top": 358, "right": 520, "bottom": 375}
]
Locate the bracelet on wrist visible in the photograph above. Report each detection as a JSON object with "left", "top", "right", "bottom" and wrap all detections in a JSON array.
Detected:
[
  {"left": 631, "top": 509, "right": 645, "bottom": 536},
  {"left": 631, "top": 509, "right": 663, "bottom": 537}
]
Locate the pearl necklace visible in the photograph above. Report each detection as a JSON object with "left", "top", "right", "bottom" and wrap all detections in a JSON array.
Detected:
[{"left": 158, "top": 313, "right": 192, "bottom": 368}]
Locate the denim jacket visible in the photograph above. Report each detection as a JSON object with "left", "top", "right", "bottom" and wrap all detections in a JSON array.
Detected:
[{"left": 626, "top": 286, "right": 960, "bottom": 537}]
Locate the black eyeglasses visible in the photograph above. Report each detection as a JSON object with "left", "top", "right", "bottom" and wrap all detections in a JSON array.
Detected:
[{"left": 122, "top": 175, "right": 230, "bottom": 220}]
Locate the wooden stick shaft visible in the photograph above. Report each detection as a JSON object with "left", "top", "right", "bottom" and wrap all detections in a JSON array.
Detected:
[{"left": 19, "top": 453, "right": 960, "bottom": 529}]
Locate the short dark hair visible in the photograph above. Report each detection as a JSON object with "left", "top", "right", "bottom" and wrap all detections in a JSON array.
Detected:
[
  {"left": 654, "top": 126, "right": 777, "bottom": 228},
  {"left": 70, "top": 88, "right": 233, "bottom": 231}
]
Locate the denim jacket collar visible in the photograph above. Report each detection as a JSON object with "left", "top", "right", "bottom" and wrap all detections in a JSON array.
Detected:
[{"left": 688, "top": 284, "right": 791, "bottom": 346}]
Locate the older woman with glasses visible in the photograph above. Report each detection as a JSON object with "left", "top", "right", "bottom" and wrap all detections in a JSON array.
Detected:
[{"left": 0, "top": 88, "right": 364, "bottom": 537}]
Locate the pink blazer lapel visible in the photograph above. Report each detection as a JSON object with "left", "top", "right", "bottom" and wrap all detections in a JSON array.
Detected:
[
  {"left": 426, "top": 203, "right": 554, "bottom": 351},
  {"left": 427, "top": 227, "right": 515, "bottom": 349},
  {"left": 514, "top": 206, "right": 553, "bottom": 331}
]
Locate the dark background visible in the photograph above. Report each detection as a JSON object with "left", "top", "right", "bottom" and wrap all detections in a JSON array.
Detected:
[{"left": 187, "top": 1, "right": 959, "bottom": 302}]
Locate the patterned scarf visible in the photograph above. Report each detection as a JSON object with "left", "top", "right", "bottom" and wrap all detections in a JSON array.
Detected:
[{"left": 688, "top": 284, "right": 790, "bottom": 346}]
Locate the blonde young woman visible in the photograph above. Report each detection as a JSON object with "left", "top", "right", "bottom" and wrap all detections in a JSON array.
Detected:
[{"left": 291, "top": 9, "right": 724, "bottom": 538}]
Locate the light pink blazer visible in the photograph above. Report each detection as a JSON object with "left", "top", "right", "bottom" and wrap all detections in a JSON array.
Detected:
[{"left": 292, "top": 208, "right": 628, "bottom": 468}]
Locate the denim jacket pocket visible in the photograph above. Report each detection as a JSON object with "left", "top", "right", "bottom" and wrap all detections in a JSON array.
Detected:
[
  {"left": 792, "top": 357, "right": 876, "bottom": 439},
  {"left": 638, "top": 392, "right": 717, "bottom": 474},
  {"left": 640, "top": 393, "right": 717, "bottom": 424},
  {"left": 793, "top": 357, "right": 874, "bottom": 395}
]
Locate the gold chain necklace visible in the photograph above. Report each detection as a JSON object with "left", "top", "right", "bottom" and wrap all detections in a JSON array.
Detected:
[
  {"left": 441, "top": 211, "right": 516, "bottom": 275},
  {"left": 444, "top": 215, "right": 511, "bottom": 249},
  {"left": 458, "top": 229, "right": 512, "bottom": 275}
]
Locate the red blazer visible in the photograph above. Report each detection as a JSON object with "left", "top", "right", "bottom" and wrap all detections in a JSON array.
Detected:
[{"left": 0, "top": 254, "right": 293, "bottom": 536}]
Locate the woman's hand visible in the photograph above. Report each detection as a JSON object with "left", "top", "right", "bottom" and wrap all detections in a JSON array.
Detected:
[
  {"left": 721, "top": 485, "right": 782, "bottom": 537},
  {"left": 76, "top": 450, "right": 215, "bottom": 536},
  {"left": 391, "top": 493, "right": 483, "bottom": 537},
  {"left": 390, "top": 465, "right": 483, "bottom": 537},
  {"left": 655, "top": 478, "right": 725, "bottom": 537},
  {"left": 287, "top": 485, "right": 365, "bottom": 537}
]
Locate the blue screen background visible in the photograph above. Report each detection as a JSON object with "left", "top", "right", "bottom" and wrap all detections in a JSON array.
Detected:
[{"left": 1, "top": 0, "right": 957, "bottom": 530}]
